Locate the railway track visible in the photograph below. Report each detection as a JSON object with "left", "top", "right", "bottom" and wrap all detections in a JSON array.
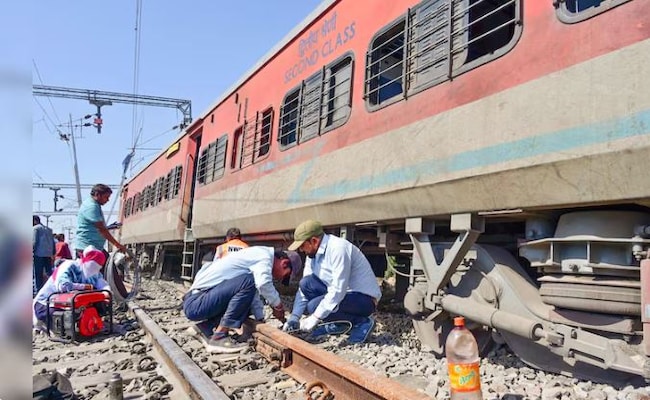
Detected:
[
  {"left": 32, "top": 279, "right": 432, "bottom": 400},
  {"left": 33, "top": 279, "right": 650, "bottom": 400}
]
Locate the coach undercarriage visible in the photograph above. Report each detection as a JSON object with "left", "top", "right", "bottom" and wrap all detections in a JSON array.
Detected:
[{"left": 394, "top": 210, "right": 650, "bottom": 385}]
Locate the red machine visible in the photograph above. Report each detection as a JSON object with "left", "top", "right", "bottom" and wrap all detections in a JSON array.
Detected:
[{"left": 46, "top": 290, "right": 113, "bottom": 343}]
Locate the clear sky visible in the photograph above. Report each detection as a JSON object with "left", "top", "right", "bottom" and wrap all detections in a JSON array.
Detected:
[{"left": 32, "top": 0, "right": 324, "bottom": 237}]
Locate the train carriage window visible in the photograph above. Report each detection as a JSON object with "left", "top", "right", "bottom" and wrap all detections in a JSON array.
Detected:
[
  {"left": 365, "top": 0, "right": 521, "bottom": 110},
  {"left": 279, "top": 54, "right": 354, "bottom": 150},
  {"left": 233, "top": 110, "right": 272, "bottom": 170},
  {"left": 147, "top": 185, "right": 154, "bottom": 208},
  {"left": 231, "top": 126, "right": 245, "bottom": 169},
  {"left": 197, "top": 137, "right": 228, "bottom": 186},
  {"left": 156, "top": 177, "right": 164, "bottom": 204},
  {"left": 555, "top": 0, "right": 631, "bottom": 23},
  {"left": 147, "top": 184, "right": 154, "bottom": 208},
  {"left": 166, "top": 169, "right": 175, "bottom": 197},
  {"left": 322, "top": 56, "right": 353, "bottom": 132},
  {"left": 196, "top": 146, "right": 208, "bottom": 185},
  {"left": 213, "top": 134, "right": 228, "bottom": 179},
  {"left": 204, "top": 142, "right": 217, "bottom": 184},
  {"left": 123, "top": 198, "right": 130, "bottom": 218},
  {"left": 142, "top": 186, "right": 149, "bottom": 210},
  {"left": 367, "top": 21, "right": 405, "bottom": 106},
  {"left": 408, "top": 0, "right": 462, "bottom": 91},
  {"left": 152, "top": 179, "right": 160, "bottom": 206},
  {"left": 257, "top": 108, "right": 273, "bottom": 160},
  {"left": 171, "top": 165, "right": 182, "bottom": 198},
  {"left": 238, "top": 120, "right": 256, "bottom": 168},
  {"left": 278, "top": 89, "right": 300, "bottom": 149},
  {"left": 163, "top": 172, "right": 171, "bottom": 200},
  {"left": 128, "top": 195, "right": 133, "bottom": 216},
  {"left": 299, "top": 72, "right": 323, "bottom": 143}
]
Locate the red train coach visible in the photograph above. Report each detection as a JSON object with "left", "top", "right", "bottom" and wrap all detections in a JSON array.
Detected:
[
  {"left": 120, "top": 132, "right": 195, "bottom": 270},
  {"left": 120, "top": 0, "right": 650, "bottom": 384}
]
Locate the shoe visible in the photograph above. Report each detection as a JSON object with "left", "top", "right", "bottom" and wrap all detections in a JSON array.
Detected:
[
  {"left": 204, "top": 333, "right": 248, "bottom": 354},
  {"left": 346, "top": 317, "right": 375, "bottom": 344},
  {"left": 33, "top": 320, "right": 48, "bottom": 334},
  {"left": 191, "top": 320, "right": 215, "bottom": 338},
  {"left": 310, "top": 321, "right": 353, "bottom": 338}
]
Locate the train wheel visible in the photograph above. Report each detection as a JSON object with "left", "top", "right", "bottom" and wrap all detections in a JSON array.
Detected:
[{"left": 105, "top": 251, "right": 141, "bottom": 304}]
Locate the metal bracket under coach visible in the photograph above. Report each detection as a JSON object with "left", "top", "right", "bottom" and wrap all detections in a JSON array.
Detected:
[{"left": 403, "top": 212, "right": 650, "bottom": 385}]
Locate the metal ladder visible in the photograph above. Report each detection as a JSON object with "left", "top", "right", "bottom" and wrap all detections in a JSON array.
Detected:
[{"left": 181, "top": 228, "right": 195, "bottom": 280}]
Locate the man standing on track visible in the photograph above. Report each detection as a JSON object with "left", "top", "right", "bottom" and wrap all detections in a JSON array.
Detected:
[
  {"left": 183, "top": 246, "right": 293, "bottom": 353},
  {"left": 75, "top": 184, "right": 127, "bottom": 260},
  {"left": 32, "top": 215, "right": 55, "bottom": 293},
  {"left": 282, "top": 220, "right": 381, "bottom": 344}
]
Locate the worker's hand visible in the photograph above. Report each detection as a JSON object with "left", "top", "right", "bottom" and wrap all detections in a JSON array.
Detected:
[
  {"left": 282, "top": 315, "right": 300, "bottom": 332},
  {"left": 299, "top": 315, "right": 320, "bottom": 332},
  {"left": 272, "top": 303, "right": 286, "bottom": 323},
  {"left": 82, "top": 284, "right": 93, "bottom": 291}
]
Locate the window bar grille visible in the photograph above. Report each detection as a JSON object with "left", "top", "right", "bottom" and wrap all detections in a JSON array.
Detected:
[
  {"left": 297, "top": 81, "right": 306, "bottom": 144},
  {"left": 321, "top": 75, "right": 351, "bottom": 123},
  {"left": 317, "top": 66, "right": 325, "bottom": 136},
  {"left": 447, "top": 1, "right": 454, "bottom": 79},
  {"left": 403, "top": 7, "right": 411, "bottom": 99},
  {"left": 365, "top": 28, "right": 406, "bottom": 101},
  {"left": 451, "top": 0, "right": 517, "bottom": 57}
]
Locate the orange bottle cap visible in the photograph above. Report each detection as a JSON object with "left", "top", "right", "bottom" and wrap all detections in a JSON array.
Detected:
[{"left": 453, "top": 316, "right": 465, "bottom": 326}]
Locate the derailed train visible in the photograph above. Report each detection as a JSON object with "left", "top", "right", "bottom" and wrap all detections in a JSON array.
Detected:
[{"left": 118, "top": 0, "right": 650, "bottom": 384}]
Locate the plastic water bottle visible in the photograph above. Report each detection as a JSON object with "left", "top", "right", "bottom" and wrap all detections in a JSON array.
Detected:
[{"left": 446, "top": 316, "right": 482, "bottom": 399}]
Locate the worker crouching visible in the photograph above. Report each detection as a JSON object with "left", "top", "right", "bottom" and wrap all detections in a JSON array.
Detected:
[{"left": 183, "top": 246, "right": 292, "bottom": 353}]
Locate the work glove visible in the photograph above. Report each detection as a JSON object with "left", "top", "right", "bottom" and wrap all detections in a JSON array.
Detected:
[
  {"left": 299, "top": 315, "right": 320, "bottom": 332},
  {"left": 272, "top": 303, "right": 286, "bottom": 323},
  {"left": 282, "top": 315, "right": 300, "bottom": 332}
]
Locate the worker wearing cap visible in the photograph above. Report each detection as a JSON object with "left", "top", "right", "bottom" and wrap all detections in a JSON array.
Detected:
[{"left": 283, "top": 220, "right": 381, "bottom": 344}]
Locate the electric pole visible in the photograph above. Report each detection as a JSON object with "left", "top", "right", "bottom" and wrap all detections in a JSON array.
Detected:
[
  {"left": 69, "top": 113, "right": 82, "bottom": 205},
  {"left": 50, "top": 187, "right": 63, "bottom": 212}
]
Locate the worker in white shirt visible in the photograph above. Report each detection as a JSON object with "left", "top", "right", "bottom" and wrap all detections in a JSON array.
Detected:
[
  {"left": 282, "top": 220, "right": 381, "bottom": 344},
  {"left": 183, "top": 246, "right": 292, "bottom": 353}
]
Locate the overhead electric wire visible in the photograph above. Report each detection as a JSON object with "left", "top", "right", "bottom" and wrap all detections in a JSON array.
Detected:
[
  {"left": 32, "top": 96, "right": 60, "bottom": 136},
  {"left": 131, "top": 0, "right": 143, "bottom": 152},
  {"left": 108, "top": 0, "right": 143, "bottom": 225},
  {"left": 33, "top": 59, "right": 63, "bottom": 126}
]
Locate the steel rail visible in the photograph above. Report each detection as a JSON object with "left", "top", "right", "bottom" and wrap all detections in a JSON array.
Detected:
[
  {"left": 128, "top": 303, "right": 230, "bottom": 400},
  {"left": 248, "top": 321, "right": 433, "bottom": 400}
]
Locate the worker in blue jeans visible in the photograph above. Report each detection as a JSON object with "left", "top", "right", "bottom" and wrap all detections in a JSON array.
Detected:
[
  {"left": 282, "top": 220, "right": 381, "bottom": 344},
  {"left": 183, "top": 247, "right": 293, "bottom": 353}
]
